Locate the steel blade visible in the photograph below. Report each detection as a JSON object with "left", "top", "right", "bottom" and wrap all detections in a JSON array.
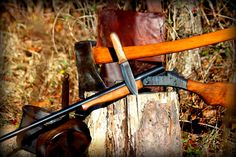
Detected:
[{"left": 120, "top": 61, "right": 138, "bottom": 95}]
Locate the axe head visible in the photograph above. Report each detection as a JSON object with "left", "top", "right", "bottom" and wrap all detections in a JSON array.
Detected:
[{"left": 74, "top": 41, "right": 106, "bottom": 99}]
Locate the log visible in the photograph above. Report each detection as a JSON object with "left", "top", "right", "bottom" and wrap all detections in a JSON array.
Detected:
[{"left": 85, "top": 92, "right": 182, "bottom": 157}]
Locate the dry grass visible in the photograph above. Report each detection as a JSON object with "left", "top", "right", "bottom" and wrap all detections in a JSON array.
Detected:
[
  {"left": 165, "top": 0, "right": 235, "bottom": 156},
  {"left": 0, "top": 1, "right": 102, "bottom": 126}
]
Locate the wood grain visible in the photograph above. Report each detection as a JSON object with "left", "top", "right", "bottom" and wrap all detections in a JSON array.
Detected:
[
  {"left": 110, "top": 32, "right": 127, "bottom": 64},
  {"left": 187, "top": 80, "right": 236, "bottom": 107},
  {"left": 86, "top": 92, "right": 182, "bottom": 156},
  {"left": 81, "top": 80, "right": 143, "bottom": 110},
  {"left": 93, "top": 27, "right": 236, "bottom": 64}
]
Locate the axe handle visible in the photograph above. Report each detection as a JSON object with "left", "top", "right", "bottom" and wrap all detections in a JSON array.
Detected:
[
  {"left": 93, "top": 27, "right": 236, "bottom": 64},
  {"left": 81, "top": 80, "right": 144, "bottom": 110},
  {"left": 187, "top": 80, "right": 235, "bottom": 108}
]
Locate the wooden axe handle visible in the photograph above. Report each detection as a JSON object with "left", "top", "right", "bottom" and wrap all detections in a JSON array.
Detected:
[
  {"left": 187, "top": 80, "right": 235, "bottom": 108},
  {"left": 93, "top": 27, "right": 236, "bottom": 64}
]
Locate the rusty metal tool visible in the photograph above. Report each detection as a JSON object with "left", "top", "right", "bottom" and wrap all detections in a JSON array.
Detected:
[{"left": 110, "top": 32, "right": 138, "bottom": 95}]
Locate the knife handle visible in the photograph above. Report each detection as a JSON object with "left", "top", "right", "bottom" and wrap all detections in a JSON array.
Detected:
[
  {"left": 81, "top": 80, "right": 143, "bottom": 110},
  {"left": 110, "top": 32, "right": 127, "bottom": 64},
  {"left": 187, "top": 80, "right": 235, "bottom": 107}
]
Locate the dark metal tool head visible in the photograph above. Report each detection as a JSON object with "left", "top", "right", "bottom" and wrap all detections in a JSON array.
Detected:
[
  {"left": 110, "top": 32, "right": 138, "bottom": 95},
  {"left": 74, "top": 41, "right": 106, "bottom": 99}
]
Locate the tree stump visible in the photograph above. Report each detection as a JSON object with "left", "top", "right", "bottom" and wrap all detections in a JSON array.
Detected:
[{"left": 85, "top": 92, "right": 182, "bottom": 157}]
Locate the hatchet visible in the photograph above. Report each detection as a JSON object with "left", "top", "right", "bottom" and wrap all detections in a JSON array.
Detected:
[
  {"left": 74, "top": 27, "right": 236, "bottom": 98},
  {"left": 74, "top": 41, "right": 107, "bottom": 99}
]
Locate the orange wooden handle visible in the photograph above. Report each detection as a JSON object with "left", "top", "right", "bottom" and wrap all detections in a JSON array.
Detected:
[
  {"left": 81, "top": 80, "right": 143, "bottom": 110},
  {"left": 187, "top": 80, "right": 235, "bottom": 107},
  {"left": 93, "top": 27, "right": 236, "bottom": 64}
]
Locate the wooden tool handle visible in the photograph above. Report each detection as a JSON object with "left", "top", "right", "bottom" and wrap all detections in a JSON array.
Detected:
[
  {"left": 93, "top": 27, "right": 236, "bottom": 64},
  {"left": 187, "top": 80, "right": 235, "bottom": 107},
  {"left": 81, "top": 80, "right": 143, "bottom": 110},
  {"left": 110, "top": 32, "right": 127, "bottom": 64}
]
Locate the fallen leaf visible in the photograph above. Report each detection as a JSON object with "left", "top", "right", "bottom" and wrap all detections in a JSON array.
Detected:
[
  {"left": 55, "top": 22, "right": 64, "bottom": 32},
  {"left": 27, "top": 46, "right": 42, "bottom": 53},
  {"left": 30, "top": 99, "right": 51, "bottom": 108},
  {"left": 202, "top": 109, "right": 217, "bottom": 119}
]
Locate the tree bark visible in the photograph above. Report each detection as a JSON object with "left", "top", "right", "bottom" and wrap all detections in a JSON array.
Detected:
[
  {"left": 166, "top": 0, "right": 202, "bottom": 77},
  {"left": 223, "top": 40, "right": 236, "bottom": 157},
  {"left": 166, "top": 0, "right": 203, "bottom": 108},
  {"left": 85, "top": 92, "right": 182, "bottom": 157}
]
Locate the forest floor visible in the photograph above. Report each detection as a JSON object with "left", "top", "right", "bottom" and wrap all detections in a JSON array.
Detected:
[{"left": 0, "top": 1, "right": 235, "bottom": 157}]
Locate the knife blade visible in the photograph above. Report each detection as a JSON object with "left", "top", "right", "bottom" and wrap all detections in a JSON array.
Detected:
[{"left": 110, "top": 32, "right": 138, "bottom": 95}]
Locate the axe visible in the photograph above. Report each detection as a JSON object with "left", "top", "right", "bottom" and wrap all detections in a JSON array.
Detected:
[
  {"left": 74, "top": 27, "right": 236, "bottom": 98},
  {"left": 74, "top": 41, "right": 107, "bottom": 99}
]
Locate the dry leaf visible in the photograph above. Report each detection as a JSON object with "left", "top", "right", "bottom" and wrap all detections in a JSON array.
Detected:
[
  {"left": 55, "top": 22, "right": 64, "bottom": 32},
  {"left": 30, "top": 99, "right": 51, "bottom": 108},
  {"left": 27, "top": 46, "right": 42, "bottom": 53},
  {"left": 202, "top": 109, "right": 217, "bottom": 119}
]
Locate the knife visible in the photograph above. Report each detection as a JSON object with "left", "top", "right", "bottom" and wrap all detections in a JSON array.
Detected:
[{"left": 110, "top": 32, "right": 138, "bottom": 95}]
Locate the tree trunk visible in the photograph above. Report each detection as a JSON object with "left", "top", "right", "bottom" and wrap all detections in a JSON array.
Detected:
[
  {"left": 166, "top": 0, "right": 203, "bottom": 107},
  {"left": 85, "top": 92, "right": 182, "bottom": 157},
  {"left": 223, "top": 40, "right": 236, "bottom": 157},
  {"left": 166, "top": 0, "right": 202, "bottom": 77}
]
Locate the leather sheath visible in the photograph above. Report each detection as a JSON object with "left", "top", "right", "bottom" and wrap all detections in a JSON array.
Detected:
[{"left": 97, "top": 8, "right": 166, "bottom": 92}]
